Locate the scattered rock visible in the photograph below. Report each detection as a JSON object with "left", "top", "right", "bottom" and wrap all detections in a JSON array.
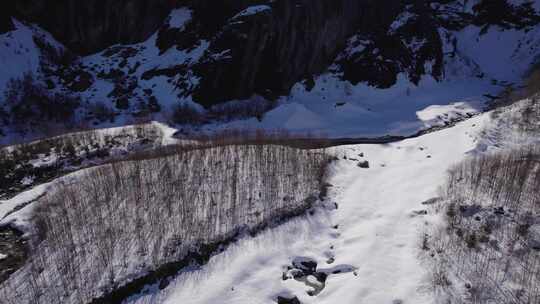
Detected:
[
  {"left": 357, "top": 160, "right": 369, "bottom": 168},
  {"left": 411, "top": 210, "right": 428, "bottom": 216},
  {"left": 284, "top": 257, "right": 356, "bottom": 297},
  {"left": 460, "top": 204, "right": 482, "bottom": 217},
  {"left": 292, "top": 257, "right": 317, "bottom": 273},
  {"left": 277, "top": 296, "right": 301, "bottom": 304},
  {"left": 493, "top": 207, "right": 505, "bottom": 215},
  {"left": 421, "top": 197, "right": 441, "bottom": 205}
]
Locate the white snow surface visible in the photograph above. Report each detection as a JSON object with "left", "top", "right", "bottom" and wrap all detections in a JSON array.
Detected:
[
  {"left": 0, "top": 19, "right": 63, "bottom": 94},
  {"left": 126, "top": 110, "right": 492, "bottom": 304},
  {"left": 167, "top": 8, "right": 192, "bottom": 29}
]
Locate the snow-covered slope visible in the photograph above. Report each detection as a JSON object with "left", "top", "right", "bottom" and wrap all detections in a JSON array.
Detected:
[
  {"left": 0, "top": 19, "right": 64, "bottom": 94},
  {"left": 123, "top": 106, "right": 492, "bottom": 304}
]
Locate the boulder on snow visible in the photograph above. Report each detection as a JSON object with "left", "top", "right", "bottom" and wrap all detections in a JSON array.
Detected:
[
  {"left": 357, "top": 160, "right": 369, "bottom": 168},
  {"left": 276, "top": 296, "right": 301, "bottom": 304}
]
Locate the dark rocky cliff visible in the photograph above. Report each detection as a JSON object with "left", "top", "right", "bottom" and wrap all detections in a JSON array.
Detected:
[
  {"left": 1, "top": 0, "right": 539, "bottom": 114},
  {"left": 188, "top": 0, "right": 404, "bottom": 106},
  {"left": 6, "top": 0, "right": 174, "bottom": 54}
]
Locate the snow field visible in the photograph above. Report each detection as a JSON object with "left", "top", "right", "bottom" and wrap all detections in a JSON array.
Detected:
[{"left": 126, "top": 111, "right": 491, "bottom": 304}]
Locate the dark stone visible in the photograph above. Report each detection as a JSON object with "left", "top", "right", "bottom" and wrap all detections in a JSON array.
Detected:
[
  {"left": 277, "top": 296, "right": 301, "bottom": 304},
  {"left": 69, "top": 71, "right": 94, "bottom": 92},
  {"left": 115, "top": 97, "right": 130, "bottom": 110},
  {"left": 412, "top": 210, "right": 428, "bottom": 216},
  {"left": 421, "top": 197, "right": 441, "bottom": 205},
  {"left": 357, "top": 160, "right": 370, "bottom": 168},
  {"left": 292, "top": 258, "right": 317, "bottom": 274},
  {"left": 312, "top": 271, "right": 328, "bottom": 283},
  {"left": 11, "top": 0, "right": 174, "bottom": 54},
  {"left": 493, "top": 207, "right": 505, "bottom": 215}
]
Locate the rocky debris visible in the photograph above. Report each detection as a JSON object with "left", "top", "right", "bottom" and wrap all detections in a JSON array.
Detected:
[
  {"left": 493, "top": 206, "right": 505, "bottom": 215},
  {"left": 459, "top": 204, "right": 482, "bottom": 217},
  {"left": 276, "top": 295, "right": 301, "bottom": 304},
  {"left": 68, "top": 70, "right": 94, "bottom": 92},
  {"left": 421, "top": 197, "right": 441, "bottom": 205},
  {"left": 411, "top": 209, "right": 428, "bottom": 216},
  {"left": 292, "top": 257, "right": 318, "bottom": 273},
  {"left": 357, "top": 160, "right": 370, "bottom": 168},
  {"left": 282, "top": 257, "right": 356, "bottom": 296}
]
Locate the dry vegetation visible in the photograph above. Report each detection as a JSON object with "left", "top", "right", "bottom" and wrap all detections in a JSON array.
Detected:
[
  {"left": 0, "top": 137, "right": 330, "bottom": 304},
  {"left": 0, "top": 123, "right": 165, "bottom": 199},
  {"left": 428, "top": 146, "right": 540, "bottom": 303}
]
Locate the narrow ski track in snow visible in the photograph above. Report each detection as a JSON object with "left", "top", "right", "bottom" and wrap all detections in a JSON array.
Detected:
[{"left": 126, "top": 113, "right": 491, "bottom": 304}]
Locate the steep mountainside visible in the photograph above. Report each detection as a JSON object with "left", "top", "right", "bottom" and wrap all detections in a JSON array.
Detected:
[{"left": 1, "top": 0, "right": 540, "bottom": 143}]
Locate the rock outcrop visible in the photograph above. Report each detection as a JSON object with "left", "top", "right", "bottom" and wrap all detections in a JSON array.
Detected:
[
  {"left": 10, "top": 0, "right": 174, "bottom": 54},
  {"left": 2, "top": 0, "right": 540, "bottom": 114},
  {"left": 189, "top": 0, "right": 404, "bottom": 106}
]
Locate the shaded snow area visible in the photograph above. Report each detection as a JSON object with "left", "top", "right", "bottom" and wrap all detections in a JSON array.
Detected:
[
  {"left": 216, "top": 19, "right": 540, "bottom": 138},
  {"left": 167, "top": 8, "right": 193, "bottom": 29},
  {"left": 0, "top": 19, "right": 63, "bottom": 94},
  {"left": 218, "top": 75, "right": 490, "bottom": 137},
  {"left": 125, "top": 111, "right": 491, "bottom": 304}
]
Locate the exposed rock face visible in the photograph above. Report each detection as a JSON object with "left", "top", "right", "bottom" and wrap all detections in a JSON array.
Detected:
[
  {"left": 11, "top": 0, "right": 174, "bottom": 54},
  {"left": 167, "top": 0, "right": 539, "bottom": 106},
  {"left": 189, "top": 0, "right": 404, "bottom": 106},
  {"left": 0, "top": 2, "right": 15, "bottom": 34},
  {"left": 2, "top": 0, "right": 540, "bottom": 114}
]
